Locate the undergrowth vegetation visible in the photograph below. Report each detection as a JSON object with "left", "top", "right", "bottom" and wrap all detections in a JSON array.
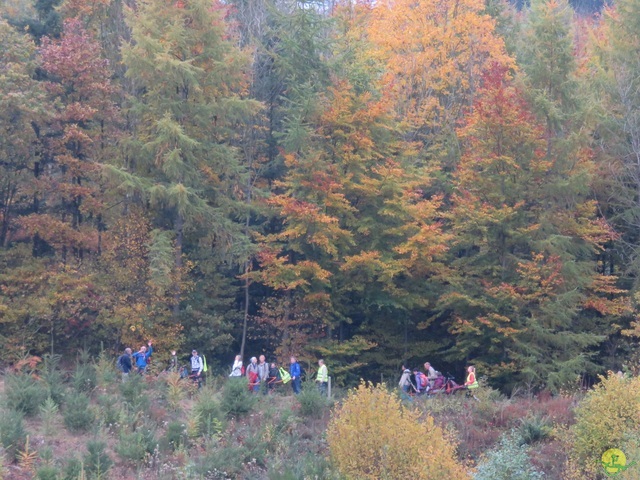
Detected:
[{"left": 0, "top": 357, "right": 635, "bottom": 479}]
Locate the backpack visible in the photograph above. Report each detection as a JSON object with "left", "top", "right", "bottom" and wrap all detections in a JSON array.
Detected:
[
  {"left": 299, "top": 364, "right": 306, "bottom": 379},
  {"left": 417, "top": 373, "right": 428, "bottom": 390},
  {"left": 116, "top": 354, "right": 125, "bottom": 372}
]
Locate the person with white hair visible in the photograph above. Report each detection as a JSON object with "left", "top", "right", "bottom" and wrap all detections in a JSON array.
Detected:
[{"left": 246, "top": 356, "right": 260, "bottom": 392}]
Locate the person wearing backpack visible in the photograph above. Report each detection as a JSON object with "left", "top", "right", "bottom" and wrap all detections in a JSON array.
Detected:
[
  {"left": 257, "top": 355, "right": 269, "bottom": 395},
  {"left": 247, "top": 357, "right": 260, "bottom": 392},
  {"left": 399, "top": 365, "right": 412, "bottom": 394},
  {"left": 117, "top": 348, "right": 132, "bottom": 382},
  {"left": 413, "top": 368, "right": 428, "bottom": 395},
  {"left": 190, "top": 349, "right": 204, "bottom": 388},
  {"left": 290, "top": 356, "right": 302, "bottom": 395}
]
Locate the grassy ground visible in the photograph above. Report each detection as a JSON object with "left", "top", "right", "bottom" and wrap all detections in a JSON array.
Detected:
[{"left": 0, "top": 362, "right": 581, "bottom": 479}]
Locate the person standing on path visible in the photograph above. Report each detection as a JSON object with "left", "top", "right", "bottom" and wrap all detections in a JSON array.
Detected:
[
  {"left": 290, "top": 356, "right": 302, "bottom": 395},
  {"left": 230, "top": 354, "right": 243, "bottom": 377},
  {"left": 118, "top": 348, "right": 133, "bottom": 382},
  {"left": 257, "top": 355, "right": 269, "bottom": 395},
  {"left": 316, "top": 359, "right": 328, "bottom": 396},
  {"left": 132, "top": 341, "right": 153, "bottom": 374},
  {"left": 190, "top": 349, "right": 204, "bottom": 388}
]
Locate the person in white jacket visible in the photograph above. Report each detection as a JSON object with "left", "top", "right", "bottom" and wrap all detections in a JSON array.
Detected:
[{"left": 230, "top": 354, "right": 243, "bottom": 377}]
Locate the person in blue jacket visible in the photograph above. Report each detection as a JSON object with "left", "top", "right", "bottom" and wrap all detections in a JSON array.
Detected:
[
  {"left": 290, "top": 356, "right": 302, "bottom": 395},
  {"left": 132, "top": 340, "right": 153, "bottom": 374}
]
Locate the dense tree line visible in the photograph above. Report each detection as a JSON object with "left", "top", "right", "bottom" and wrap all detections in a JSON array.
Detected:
[{"left": 1, "top": 0, "right": 639, "bottom": 392}]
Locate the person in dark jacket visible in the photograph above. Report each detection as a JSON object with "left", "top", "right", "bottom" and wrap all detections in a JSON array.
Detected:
[
  {"left": 268, "top": 362, "right": 280, "bottom": 392},
  {"left": 290, "top": 356, "right": 302, "bottom": 395},
  {"left": 118, "top": 348, "right": 133, "bottom": 382}
]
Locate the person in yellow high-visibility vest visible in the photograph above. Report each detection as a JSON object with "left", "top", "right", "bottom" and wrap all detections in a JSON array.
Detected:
[
  {"left": 316, "top": 359, "right": 328, "bottom": 396},
  {"left": 464, "top": 365, "right": 479, "bottom": 389}
]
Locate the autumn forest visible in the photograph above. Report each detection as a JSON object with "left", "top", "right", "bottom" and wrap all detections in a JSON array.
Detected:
[{"left": 2, "top": 0, "right": 640, "bottom": 393}]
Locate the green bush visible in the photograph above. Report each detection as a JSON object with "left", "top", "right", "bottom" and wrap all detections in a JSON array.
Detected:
[
  {"left": 62, "top": 457, "right": 84, "bottom": 480},
  {"left": 63, "top": 393, "right": 95, "bottom": 432},
  {"left": 115, "top": 423, "right": 157, "bottom": 464},
  {"left": 297, "top": 382, "right": 328, "bottom": 418},
  {"left": 97, "top": 394, "right": 125, "bottom": 431},
  {"left": 119, "top": 374, "right": 149, "bottom": 413},
  {"left": 36, "top": 465, "right": 60, "bottom": 480},
  {"left": 193, "top": 444, "right": 249, "bottom": 479},
  {"left": 474, "top": 433, "right": 544, "bottom": 480},
  {"left": 41, "top": 354, "right": 66, "bottom": 405},
  {"left": 268, "top": 453, "right": 342, "bottom": 480},
  {"left": 221, "top": 377, "right": 256, "bottom": 418},
  {"left": 161, "top": 421, "right": 188, "bottom": 452},
  {"left": 39, "top": 397, "right": 59, "bottom": 436},
  {"left": 193, "top": 392, "right": 224, "bottom": 436},
  {"left": 517, "top": 414, "right": 551, "bottom": 445},
  {"left": 95, "top": 350, "right": 118, "bottom": 388},
  {"left": 0, "top": 408, "right": 26, "bottom": 460},
  {"left": 84, "top": 440, "right": 112, "bottom": 479},
  {"left": 5, "top": 373, "right": 48, "bottom": 416},
  {"left": 72, "top": 362, "right": 96, "bottom": 393}
]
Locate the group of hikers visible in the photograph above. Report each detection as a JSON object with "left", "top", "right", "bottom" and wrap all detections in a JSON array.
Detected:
[
  {"left": 116, "top": 342, "right": 476, "bottom": 398},
  {"left": 399, "top": 361, "right": 478, "bottom": 395},
  {"left": 116, "top": 342, "right": 329, "bottom": 395},
  {"left": 229, "top": 354, "right": 329, "bottom": 396}
]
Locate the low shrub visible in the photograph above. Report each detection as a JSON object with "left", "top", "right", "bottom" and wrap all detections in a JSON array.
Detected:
[
  {"left": 517, "top": 414, "right": 552, "bottom": 445},
  {"left": 72, "top": 361, "right": 96, "bottom": 393},
  {"left": 115, "top": 423, "right": 158, "bottom": 464},
  {"left": 119, "top": 374, "right": 149, "bottom": 413},
  {"left": 474, "top": 433, "right": 544, "bottom": 480},
  {"left": 221, "top": 377, "right": 256, "bottom": 418},
  {"left": 39, "top": 397, "right": 59, "bottom": 436},
  {"left": 193, "top": 392, "right": 224, "bottom": 437},
  {"left": 0, "top": 408, "right": 26, "bottom": 460},
  {"left": 36, "top": 465, "right": 60, "bottom": 480},
  {"left": 97, "top": 394, "right": 125, "bottom": 432},
  {"left": 568, "top": 373, "right": 640, "bottom": 478},
  {"left": 267, "top": 453, "right": 342, "bottom": 480},
  {"left": 95, "top": 350, "right": 118, "bottom": 388},
  {"left": 62, "top": 457, "right": 84, "bottom": 480},
  {"left": 4, "top": 373, "right": 48, "bottom": 416},
  {"left": 327, "top": 382, "right": 468, "bottom": 480},
  {"left": 63, "top": 393, "right": 95, "bottom": 432},
  {"left": 193, "top": 444, "right": 249, "bottom": 479},
  {"left": 297, "top": 382, "right": 328, "bottom": 418},
  {"left": 161, "top": 421, "right": 189, "bottom": 452},
  {"left": 84, "top": 440, "right": 113, "bottom": 479},
  {"left": 41, "top": 354, "right": 66, "bottom": 406}
]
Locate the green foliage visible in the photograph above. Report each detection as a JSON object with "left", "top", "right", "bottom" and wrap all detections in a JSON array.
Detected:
[
  {"left": 115, "top": 424, "right": 158, "bottom": 464},
  {"left": 83, "top": 440, "right": 112, "bottom": 479},
  {"left": 568, "top": 373, "right": 640, "bottom": 477},
  {"left": 193, "top": 444, "right": 249, "bottom": 479},
  {"left": 63, "top": 393, "right": 95, "bottom": 432},
  {"left": 193, "top": 391, "right": 224, "bottom": 437},
  {"left": 221, "top": 378, "right": 256, "bottom": 418},
  {"left": 517, "top": 414, "right": 552, "bottom": 445},
  {"left": 4, "top": 373, "right": 48, "bottom": 416},
  {"left": 62, "top": 457, "right": 84, "bottom": 480},
  {"left": 39, "top": 397, "right": 59, "bottom": 436},
  {"left": 474, "top": 433, "right": 544, "bottom": 480},
  {"left": 41, "top": 354, "right": 66, "bottom": 406},
  {"left": 267, "top": 453, "right": 342, "bottom": 480},
  {"left": 94, "top": 350, "right": 117, "bottom": 388},
  {"left": 297, "top": 381, "right": 328, "bottom": 418},
  {"left": 96, "top": 394, "right": 125, "bottom": 432},
  {"left": 161, "top": 421, "right": 188, "bottom": 452},
  {"left": 119, "top": 374, "right": 149, "bottom": 413},
  {"left": 36, "top": 465, "right": 61, "bottom": 480},
  {"left": 0, "top": 408, "right": 26, "bottom": 460},
  {"left": 72, "top": 360, "right": 96, "bottom": 393}
]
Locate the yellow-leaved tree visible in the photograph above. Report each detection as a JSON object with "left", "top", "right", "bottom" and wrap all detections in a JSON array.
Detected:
[{"left": 327, "top": 382, "right": 469, "bottom": 479}]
